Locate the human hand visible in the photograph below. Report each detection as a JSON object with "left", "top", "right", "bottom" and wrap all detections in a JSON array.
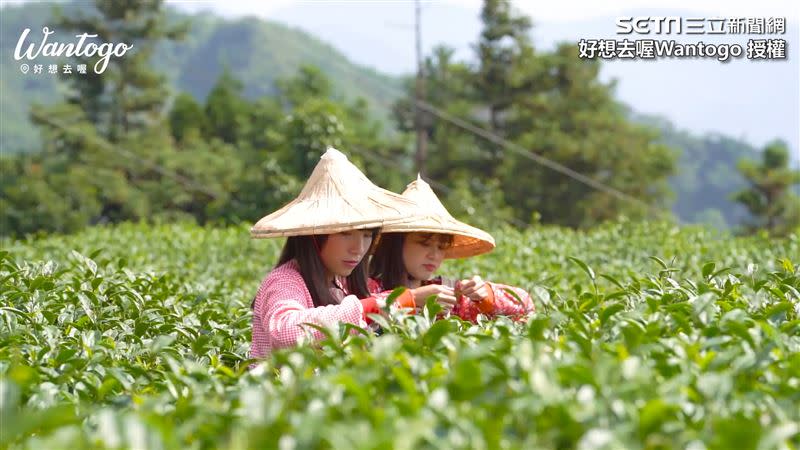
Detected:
[
  {"left": 410, "top": 284, "right": 456, "bottom": 311},
  {"left": 456, "top": 275, "right": 490, "bottom": 302}
]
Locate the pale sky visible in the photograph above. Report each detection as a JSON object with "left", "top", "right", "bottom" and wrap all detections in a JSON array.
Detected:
[{"left": 167, "top": 0, "right": 800, "bottom": 22}]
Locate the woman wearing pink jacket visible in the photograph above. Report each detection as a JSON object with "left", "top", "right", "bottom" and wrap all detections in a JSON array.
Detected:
[{"left": 249, "top": 148, "right": 424, "bottom": 361}]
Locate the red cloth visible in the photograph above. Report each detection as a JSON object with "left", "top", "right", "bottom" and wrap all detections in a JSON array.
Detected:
[{"left": 368, "top": 276, "right": 535, "bottom": 323}]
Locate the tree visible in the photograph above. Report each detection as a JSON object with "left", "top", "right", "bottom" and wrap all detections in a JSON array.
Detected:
[
  {"left": 473, "top": 0, "right": 538, "bottom": 181},
  {"left": 16, "top": 0, "right": 189, "bottom": 233},
  {"left": 277, "top": 66, "right": 401, "bottom": 189},
  {"left": 53, "top": 0, "right": 187, "bottom": 142},
  {"left": 0, "top": 153, "right": 102, "bottom": 237},
  {"left": 393, "top": 46, "right": 485, "bottom": 183},
  {"left": 390, "top": 0, "right": 677, "bottom": 228},
  {"left": 475, "top": 0, "right": 534, "bottom": 135},
  {"left": 733, "top": 140, "right": 800, "bottom": 236},
  {"left": 203, "top": 67, "right": 248, "bottom": 144},
  {"left": 169, "top": 93, "right": 207, "bottom": 143},
  {"left": 500, "top": 43, "right": 677, "bottom": 226},
  {"left": 277, "top": 65, "right": 333, "bottom": 109},
  {"left": 284, "top": 99, "right": 348, "bottom": 178}
]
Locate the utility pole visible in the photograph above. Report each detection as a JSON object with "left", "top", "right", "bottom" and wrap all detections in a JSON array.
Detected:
[{"left": 414, "top": 0, "right": 427, "bottom": 176}]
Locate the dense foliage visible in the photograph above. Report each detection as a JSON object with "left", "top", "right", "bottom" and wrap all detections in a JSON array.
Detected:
[{"left": 2, "top": 220, "right": 798, "bottom": 449}]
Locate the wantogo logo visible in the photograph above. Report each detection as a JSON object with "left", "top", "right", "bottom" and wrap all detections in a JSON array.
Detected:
[{"left": 14, "top": 27, "right": 133, "bottom": 74}]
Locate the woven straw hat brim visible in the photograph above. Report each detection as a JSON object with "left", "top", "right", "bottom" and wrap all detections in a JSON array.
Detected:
[
  {"left": 381, "top": 176, "right": 496, "bottom": 259},
  {"left": 250, "top": 148, "right": 421, "bottom": 238},
  {"left": 382, "top": 219, "right": 496, "bottom": 259},
  {"left": 250, "top": 206, "right": 418, "bottom": 238}
]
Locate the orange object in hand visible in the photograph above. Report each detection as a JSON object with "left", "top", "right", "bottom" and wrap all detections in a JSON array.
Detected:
[
  {"left": 475, "top": 284, "right": 495, "bottom": 314},
  {"left": 456, "top": 280, "right": 495, "bottom": 314}
]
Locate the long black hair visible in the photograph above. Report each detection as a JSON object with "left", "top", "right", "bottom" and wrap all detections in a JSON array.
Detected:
[
  {"left": 369, "top": 232, "right": 409, "bottom": 290},
  {"left": 252, "top": 229, "right": 378, "bottom": 308},
  {"left": 370, "top": 232, "right": 455, "bottom": 290}
]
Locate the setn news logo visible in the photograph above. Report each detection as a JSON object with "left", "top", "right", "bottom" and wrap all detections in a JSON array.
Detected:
[{"left": 578, "top": 16, "right": 788, "bottom": 62}]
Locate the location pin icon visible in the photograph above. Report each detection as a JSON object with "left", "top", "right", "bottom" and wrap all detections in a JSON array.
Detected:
[{"left": 20, "top": 64, "right": 29, "bottom": 74}]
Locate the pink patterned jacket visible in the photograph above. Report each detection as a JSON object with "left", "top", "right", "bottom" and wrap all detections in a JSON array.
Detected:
[{"left": 250, "top": 260, "right": 415, "bottom": 360}]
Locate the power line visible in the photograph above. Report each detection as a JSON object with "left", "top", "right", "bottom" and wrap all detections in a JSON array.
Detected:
[
  {"left": 29, "top": 27, "right": 681, "bottom": 228},
  {"left": 33, "top": 112, "right": 527, "bottom": 233},
  {"left": 349, "top": 146, "right": 532, "bottom": 230},
  {"left": 30, "top": 112, "right": 248, "bottom": 208},
  {"left": 414, "top": 100, "right": 679, "bottom": 223},
  {"left": 349, "top": 146, "right": 452, "bottom": 194},
  {"left": 281, "top": 34, "right": 680, "bottom": 223}
]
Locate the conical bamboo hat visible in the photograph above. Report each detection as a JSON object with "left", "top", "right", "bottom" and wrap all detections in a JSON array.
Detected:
[
  {"left": 251, "top": 148, "right": 420, "bottom": 238},
  {"left": 381, "top": 175, "right": 495, "bottom": 258}
]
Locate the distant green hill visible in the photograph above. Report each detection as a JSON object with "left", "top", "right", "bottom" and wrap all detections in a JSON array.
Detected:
[
  {"left": 0, "top": 2, "right": 403, "bottom": 153},
  {"left": 632, "top": 112, "right": 756, "bottom": 229}
]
